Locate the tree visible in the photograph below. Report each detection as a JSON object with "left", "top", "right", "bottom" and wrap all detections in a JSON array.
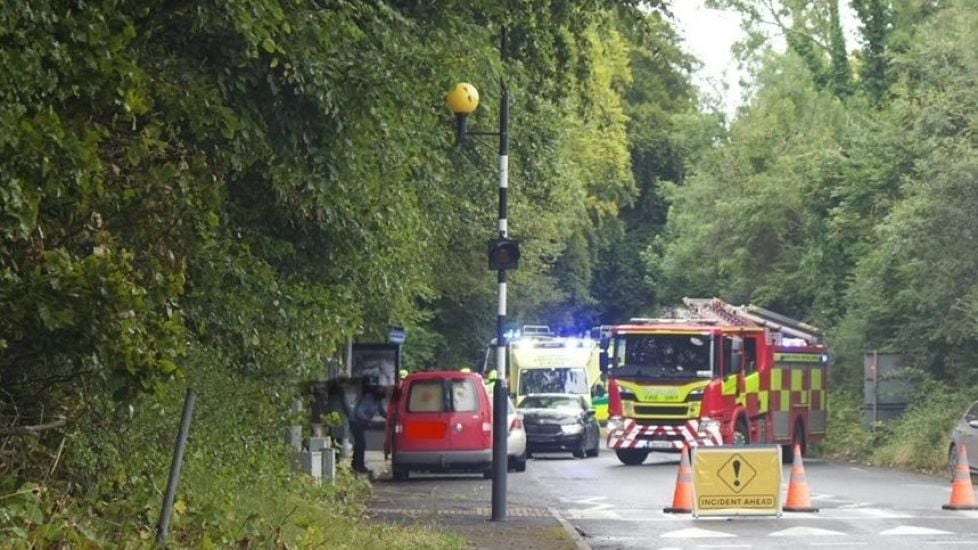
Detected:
[{"left": 647, "top": 50, "right": 849, "bottom": 321}]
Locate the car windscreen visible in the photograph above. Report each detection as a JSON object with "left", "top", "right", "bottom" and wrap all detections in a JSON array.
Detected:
[
  {"left": 520, "top": 396, "right": 583, "bottom": 412},
  {"left": 518, "top": 368, "right": 588, "bottom": 395}
]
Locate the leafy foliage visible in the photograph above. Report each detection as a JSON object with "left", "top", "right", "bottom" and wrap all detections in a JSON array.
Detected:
[{"left": 0, "top": 0, "right": 689, "bottom": 542}]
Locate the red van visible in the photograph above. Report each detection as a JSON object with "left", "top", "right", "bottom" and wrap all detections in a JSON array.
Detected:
[{"left": 387, "top": 371, "right": 493, "bottom": 480}]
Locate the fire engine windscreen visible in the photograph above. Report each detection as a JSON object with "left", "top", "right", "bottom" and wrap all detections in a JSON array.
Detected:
[
  {"left": 519, "top": 367, "right": 589, "bottom": 395},
  {"left": 617, "top": 334, "right": 712, "bottom": 378}
]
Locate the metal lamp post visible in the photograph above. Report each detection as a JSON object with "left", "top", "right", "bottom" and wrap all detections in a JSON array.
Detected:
[{"left": 446, "top": 53, "right": 516, "bottom": 521}]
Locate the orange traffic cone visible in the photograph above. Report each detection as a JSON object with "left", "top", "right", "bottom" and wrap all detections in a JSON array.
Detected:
[
  {"left": 783, "top": 443, "right": 819, "bottom": 512},
  {"left": 943, "top": 445, "right": 978, "bottom": 510},
  {"left": 663, "top": 445, "right": 693, "bottom": 514}
]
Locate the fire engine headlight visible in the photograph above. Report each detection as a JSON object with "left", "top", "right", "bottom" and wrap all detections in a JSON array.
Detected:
[
  {"left": 561, "top": 423, "right": 584, "bottom": 435},
  {"left": 699, "top": 418, "right": 721, "bottom": 434},
  {"left": 687, "top": 388, "right": 704, "bottom": 402},
  {"left": 619, "top": 389, "right": 637, "bottom": 401}
]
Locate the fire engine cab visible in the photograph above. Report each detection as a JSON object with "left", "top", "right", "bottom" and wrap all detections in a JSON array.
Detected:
[{"left": 601, "top": 298, "right": 829, "bottom": 465}]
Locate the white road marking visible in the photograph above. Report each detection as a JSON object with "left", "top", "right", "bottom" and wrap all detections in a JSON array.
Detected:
[
  {"left": 768, "top": 526, "right": 845, "bottom": 537},
  {"left": 880, "top": 525, "right": 952, "bottom": 535},
  {"left": 561, "top": 495, "right": 619, "bottom": 519},
  {"left": 848, "top": 507, "right": 912, "bottom": 518},
  {"left": 660, "top": 527, "right": 735, "bottom": 538},
  {"left": 564, "top": 508, "right": 622, "bottom": 520}
]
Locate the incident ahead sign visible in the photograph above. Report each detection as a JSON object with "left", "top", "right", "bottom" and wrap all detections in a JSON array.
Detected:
[{"left": 692, "top": 446, "right": 781, "bottom": 517}]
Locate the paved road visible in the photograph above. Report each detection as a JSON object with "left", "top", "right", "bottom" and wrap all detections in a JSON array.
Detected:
[
  {"left": 534, "top": 445, "right": 978, "bottom": 549},
  {"left": 368, "top": 443, "right": 978, "bottom": 549}
]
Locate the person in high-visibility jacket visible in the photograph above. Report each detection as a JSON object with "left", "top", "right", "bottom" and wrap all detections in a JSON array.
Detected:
[{"left": 483, "top": 369, "right": 499, "bottom": 393}]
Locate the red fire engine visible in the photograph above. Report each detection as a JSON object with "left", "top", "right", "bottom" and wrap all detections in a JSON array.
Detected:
[{"left": 601, "top": 298, "right": 829, "bottom": 465}]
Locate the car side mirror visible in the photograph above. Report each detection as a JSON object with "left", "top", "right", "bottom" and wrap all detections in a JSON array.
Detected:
[
  {"left": 968, "top": 419, "right": 978, "bottom": 429},
  {"left": 729, "top": 354, "right": 743, "bottom": 375}
]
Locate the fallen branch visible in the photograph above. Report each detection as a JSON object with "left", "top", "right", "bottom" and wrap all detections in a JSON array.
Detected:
[{"left": 0, "top": 418, "right": 66, "bottom": 436}]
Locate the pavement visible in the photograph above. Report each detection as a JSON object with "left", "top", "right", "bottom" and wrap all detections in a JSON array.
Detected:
[{"left": 360, "top": 450, "right": 588, "bottom": 550}]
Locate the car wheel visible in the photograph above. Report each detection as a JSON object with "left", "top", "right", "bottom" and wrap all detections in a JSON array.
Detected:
[
  {"left": 511, "top": 452, "right": 527, "bottom": 472},
  {"left": 573, "top": 437, "right": 587, "bottom": 459},
  {"left": 949, "top": 444, "right": 959, "bottom": 482},
  {"left": 615, "top": 449, "right": 649, "bottom": 466},
  {"left": 586, "top": 436, "right": 600, "bottom": 458}
]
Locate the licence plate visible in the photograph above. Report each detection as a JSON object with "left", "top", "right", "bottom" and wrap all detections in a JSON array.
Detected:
[
  {"left": 405, "top": 421, "right": 447, "bottom": 439},
  {"left": 649, "top": 440, "right": 672, "bottom": 449}
]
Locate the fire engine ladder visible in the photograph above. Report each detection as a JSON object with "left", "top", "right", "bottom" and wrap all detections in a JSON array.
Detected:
[
  {"left": 743, "top": 304, "right": 821, "bottom": 344},
  {"left": 683, "top": 298, "right": 754, "bottom": 326},
  {"left": 683, "top": 297, "right": 821, "bottom": 344}
]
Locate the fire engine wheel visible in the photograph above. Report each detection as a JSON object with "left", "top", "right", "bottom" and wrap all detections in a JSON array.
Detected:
[
  {"left": 615, "top": 449, "right": 649, "bottom": 465},
  {"left": 782, "top": 421, "right": 807, "bottom": 463},
  {"left": 733, "top": 418, "right": 749, "bottom": 446}
]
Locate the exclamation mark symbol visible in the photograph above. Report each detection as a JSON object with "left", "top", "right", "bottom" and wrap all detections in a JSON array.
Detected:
[{"left": 732, "top": 459, "right": 741, "bottom": 487}]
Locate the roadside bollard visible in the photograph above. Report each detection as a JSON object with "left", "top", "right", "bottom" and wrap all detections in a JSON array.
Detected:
[
  {"left": 309, "top": 437, "right": 336, "bottom": 485},
  {"left": 322, "top": 445, "right": 336, "bottom": 485},
  {"left": 298, "top": 451, "right": 323, "bottom": 483}
]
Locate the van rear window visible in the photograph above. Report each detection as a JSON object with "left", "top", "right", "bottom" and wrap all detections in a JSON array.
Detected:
[
  {"left": 407, "top": 378, "right": 480, "bottom": 413},
  {"left": 451, "top": 379, "right": 478, "bottom": 412},
  {"left": 408, "top": 381, "right": 445, "bottom": 412}
]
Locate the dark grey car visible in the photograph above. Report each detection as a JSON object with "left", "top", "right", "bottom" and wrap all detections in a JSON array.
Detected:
[
  {"left": 948, "top": 400, "right": 978, "bottom": 479},
  {"left": 519, "top": 393, "right": 601, "bottom": 459}
]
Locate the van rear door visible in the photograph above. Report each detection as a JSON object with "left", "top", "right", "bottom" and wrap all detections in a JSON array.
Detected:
[
  {"left": 448, "top": 376, "right": 491, "bottom": 451},
  {"left": 399, "top": 379, "right": 450, "bottom": 452}
]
